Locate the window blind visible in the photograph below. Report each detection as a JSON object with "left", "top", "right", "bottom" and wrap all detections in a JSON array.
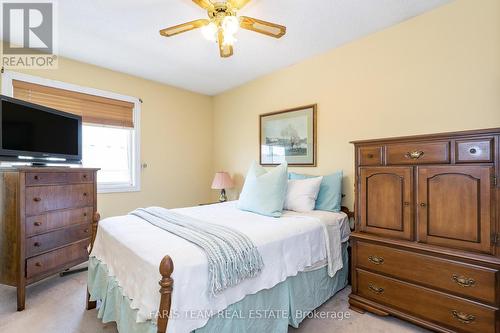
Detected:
[{"left": 12, "top": 80, "right": 135, "bottom": 128}]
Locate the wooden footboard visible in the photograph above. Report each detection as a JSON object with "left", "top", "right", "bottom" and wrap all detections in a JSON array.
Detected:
[
  {"left": 86, "top": 212, "right": 100, "bottom": 310},
  {"left": 157, "top": 256, "right": 174, "bottom": 333}
]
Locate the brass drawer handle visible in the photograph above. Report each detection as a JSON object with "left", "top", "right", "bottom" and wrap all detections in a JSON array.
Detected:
[
  {"left": 368, "top": 283, "right": 384, "bottom": 294},
  {"left": 34, "top": 221, "right": 42, "bottom": 226},
  {"left": 419, "top": 202, "right": 427, "bottom": 207},
  {"left": 368, "top": 255, "right": 384, "bottom": 265},
  {"left": 33, "top": 197, "right": 42, "bottom": 202},
  {"left": 452, "top": 274, "right": 476, "bottom": 288},
  {"left": 34, "top": 242, "right": 41, "bottom": 247},
  {"left": 35, "top": 262, "right": 42, "bottom": 267},
  {"left": 451, "top": 310, "right": 475, "bottom": 324},
  {"left": 404, "top": 150, "right": 424, "bottom": 159}
]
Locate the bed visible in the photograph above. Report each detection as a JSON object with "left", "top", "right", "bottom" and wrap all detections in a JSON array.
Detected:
[{"left": 86, "top": 201, "right": 353, "bottom": 333}]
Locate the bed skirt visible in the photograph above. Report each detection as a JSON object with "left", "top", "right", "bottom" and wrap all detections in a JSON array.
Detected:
[{"left": 88, "top": 242, "right": 349, "bottom": 333}]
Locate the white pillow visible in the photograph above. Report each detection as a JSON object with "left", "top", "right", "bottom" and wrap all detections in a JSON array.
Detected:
[{"left": 283, "top": 176, "right": 323, "bottom": 212}]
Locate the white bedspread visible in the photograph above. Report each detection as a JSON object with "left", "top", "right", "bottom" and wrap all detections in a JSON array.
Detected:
[{"left": 90, "top": 201, "right": 350, "bottom": 333}]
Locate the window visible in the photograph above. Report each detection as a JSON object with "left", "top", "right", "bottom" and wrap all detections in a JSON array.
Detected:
[
  {"left": 83, "top": 124, "right": 138, "bottom": 191},
  {"left": 1, "top": 71, "right": 141, "bottom": 193}
]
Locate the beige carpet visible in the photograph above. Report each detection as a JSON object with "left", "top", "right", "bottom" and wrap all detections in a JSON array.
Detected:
[{"left": 0, "top": 267, "right": 429, "bottom": 333}]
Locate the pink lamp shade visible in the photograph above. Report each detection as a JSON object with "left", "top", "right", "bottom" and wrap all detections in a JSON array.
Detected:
[{"left": 211, "top": 172, "right": 234, "bottom": 190}]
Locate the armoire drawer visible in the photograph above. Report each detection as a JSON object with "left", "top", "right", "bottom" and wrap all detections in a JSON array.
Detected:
[
  {"left": 26, "top": 207, "right": 93, "bottom": 237},
  {"left": 25, "top": 171, "right": 94, "bottom": 186},
  {"left": 386, "top": 141, "right": 450, "bottom": 164},
  {"left": 26, "top": 240, "right": 89, "bottom": 279},
  {"left": 356, "top": 269, "right": 497, "bottom": 333},
  {"left": 358, "top": 146, "right": 383, "bottom": 166},
  {"left": 26, "top": 223, "right": 91, "bottom": 257},
  {"left": 455, "top": 139, "right": 493, "bottom": 163},
  {"left": 355, "top": 241, "right": 498, "bottom": 304},
  {"left": 25, "top": 184, "right": 94, "bottom": 216}
]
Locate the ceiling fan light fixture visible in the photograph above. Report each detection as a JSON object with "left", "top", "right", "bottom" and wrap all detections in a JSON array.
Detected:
[
  {"left": 222, "top": 31, "right": 237, "bottom": 46},
  {"left": 201, "top": 21, "right": 218, "bottom": 42},
  {"left": 222, "top": 16, "right": 240, "bottom": 35},
  {"left": 160, "top": 0, "right": 286, "bottom": 58}
]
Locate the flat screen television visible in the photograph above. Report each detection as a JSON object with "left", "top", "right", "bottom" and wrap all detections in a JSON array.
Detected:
[{"left": 0, "top": 95, "right": 82, "bottom": 165}]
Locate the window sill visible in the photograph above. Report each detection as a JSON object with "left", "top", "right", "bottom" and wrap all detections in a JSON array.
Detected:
[{"left": 97, "top": 184, "right": 140, "bottom": 194}]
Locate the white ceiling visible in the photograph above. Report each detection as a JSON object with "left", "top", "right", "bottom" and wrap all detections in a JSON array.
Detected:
[{"left": 56, "top": 0, "right": 451, "bottom": 95}]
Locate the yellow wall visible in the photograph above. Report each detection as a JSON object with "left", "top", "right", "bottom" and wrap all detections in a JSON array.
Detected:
[
  {"left": 1, "top": 57, "right": 214, "bottom": 217},
  {"left": 213, "top": 0, "right": 500, "bottom": 208}
]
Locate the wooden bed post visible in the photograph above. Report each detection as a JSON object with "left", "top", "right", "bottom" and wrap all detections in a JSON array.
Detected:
[
  {"left": 86, "top": 212, "right": 100, "bottom": 310},
  {"left": 157, "top": 255, "right": 174, "bottom": 333}
]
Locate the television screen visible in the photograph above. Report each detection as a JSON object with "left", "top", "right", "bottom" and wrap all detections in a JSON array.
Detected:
[{"left": 0, "top": 96, "right": 82, "bottom": 163}]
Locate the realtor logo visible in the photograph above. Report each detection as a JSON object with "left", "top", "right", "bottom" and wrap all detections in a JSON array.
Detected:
[{"left": 1, "top": 1, "right": 57, "bottom": 69}]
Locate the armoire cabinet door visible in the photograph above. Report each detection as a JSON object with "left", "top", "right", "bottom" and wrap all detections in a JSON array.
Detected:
[
  {"left": 417, "top": 166, "right": 493, "bottom": 253},
  {"left": 359, "top": 167, "right": 413, "bottom": 240}
]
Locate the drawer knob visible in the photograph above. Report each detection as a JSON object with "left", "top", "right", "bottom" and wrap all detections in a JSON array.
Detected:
[
  {"left": 367, "top": 153, "right": 374, "bottom": 158},
  {"left": 33, "top": 197, "right": 42, "bottom": 202},
  {"left": 83, "top": 192, "right": 88, "bottom": 197},
  {"left": 451, "top": 310, "right": 475, "bottom": 324},
  {"left": 368, "top": 283, "right": 384, "bottom": 294},
  {"left": 34, "top": 221, "right": 42, "bottom": 226},
  {"left": 84, "top": 229, "right": 89, "bottom": 233},
  {"left": 35, "top": 262, "right": 42, "bottom": 267},
  {"left": 419, "top": 202, "right": 427, "bottom": 207},
  {"left": 469, "top": 147, "right": 477, "bottom": 154},
  {"left": 452, "top": 274, "right": 476, "bottom": 288},
  {"left": 403, "top": 201, "right": 410, "bottom": 206},
  {"left": 368, "top": 255, "right": 384, "bottom": 265},
  {"left": 34, "top": 175, "right": 39, "bottom": 180},
  {"left": 404, "top": 150, "right": 424, "bottom": 159},
  {"left": 83, "top": 212, "right": 87, "bottom": 217},
  {"left": 34, "top": 242, "right": 41, "bottom": 247}
]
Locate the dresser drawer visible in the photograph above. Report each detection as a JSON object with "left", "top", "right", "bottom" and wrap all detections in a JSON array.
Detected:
[
  {"left": 26, "top": 240, "right": 89, "bottom": 279},
  {"left": 356, "top": 241, "right": 498, "bottom": 304},
  {"left": 25, "top": 184, "right": 94, "bottom": 216},
  {"left": 26, "top": 223, "right": 91, "bottom": 257},
  {"left": 26, "top": 207, "right": 93, "bottom": 237},
  {"left": 456, "top": 139, "right": 493, "bottom": 163},
  {"left": 386, "top": 141, "right": 450, "bottom": 164},
  {"left": 26, "top": 171, "right": 93, "bottom": 186},
  {"left": 358, "top": 147, "right": 383, "bottom": 166},
  {"left": 356, "top": 269, "right": 497, "bottom": 333}
]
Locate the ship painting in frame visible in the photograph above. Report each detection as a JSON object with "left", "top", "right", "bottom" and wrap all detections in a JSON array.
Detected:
[{"left": 260, "top": 104, "right": 317, "bottom": 166}]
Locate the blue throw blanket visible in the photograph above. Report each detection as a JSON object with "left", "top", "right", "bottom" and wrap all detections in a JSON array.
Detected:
[{"left": 129, "top": 207, "right": 264, "bottom": 296}]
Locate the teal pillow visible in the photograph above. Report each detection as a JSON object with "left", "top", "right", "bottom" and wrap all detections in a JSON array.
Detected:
[
  {"left": 238, "top": 161, "right": 288, "bottom": 217},
  {"left": 289, "top": 171, "right": 343, "bottom": 212}
]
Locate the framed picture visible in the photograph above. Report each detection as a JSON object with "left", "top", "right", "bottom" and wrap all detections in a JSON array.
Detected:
[{"left": 260, "top": 104, "right": 317, "bottom": 166}]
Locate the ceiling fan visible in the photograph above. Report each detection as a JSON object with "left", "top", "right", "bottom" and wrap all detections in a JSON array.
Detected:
[{"left": 159, "top": 0, "right": 286, "bottom": 58}]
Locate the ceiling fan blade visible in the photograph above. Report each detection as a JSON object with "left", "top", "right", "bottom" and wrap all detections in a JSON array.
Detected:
[
  {"left": 240, "top": 16, "right": 286, "bottom": 38},
  {"left": 229, "top": 0, "right": 251, "bottom": 10},
  {"left": 159, "top": 19, "right": 209, "bottom": 37},
  {"left": 218, "top": 30, "right": 233, "bottom": 58},
  {"left": 192, "top": 0, "right": 214, "bottom": 10}
]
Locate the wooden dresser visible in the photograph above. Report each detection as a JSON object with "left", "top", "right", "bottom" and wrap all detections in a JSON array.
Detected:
[
  {"left": 349, "top": 128, "right": 500, "bottom": 333},
  {"left": 0, "top": 167, "right": 99, "bottom": 311}
]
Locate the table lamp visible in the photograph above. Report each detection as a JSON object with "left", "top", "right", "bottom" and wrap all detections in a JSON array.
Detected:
[{"left": 211, "top": 172, "right": 234, "bottom": 202}]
